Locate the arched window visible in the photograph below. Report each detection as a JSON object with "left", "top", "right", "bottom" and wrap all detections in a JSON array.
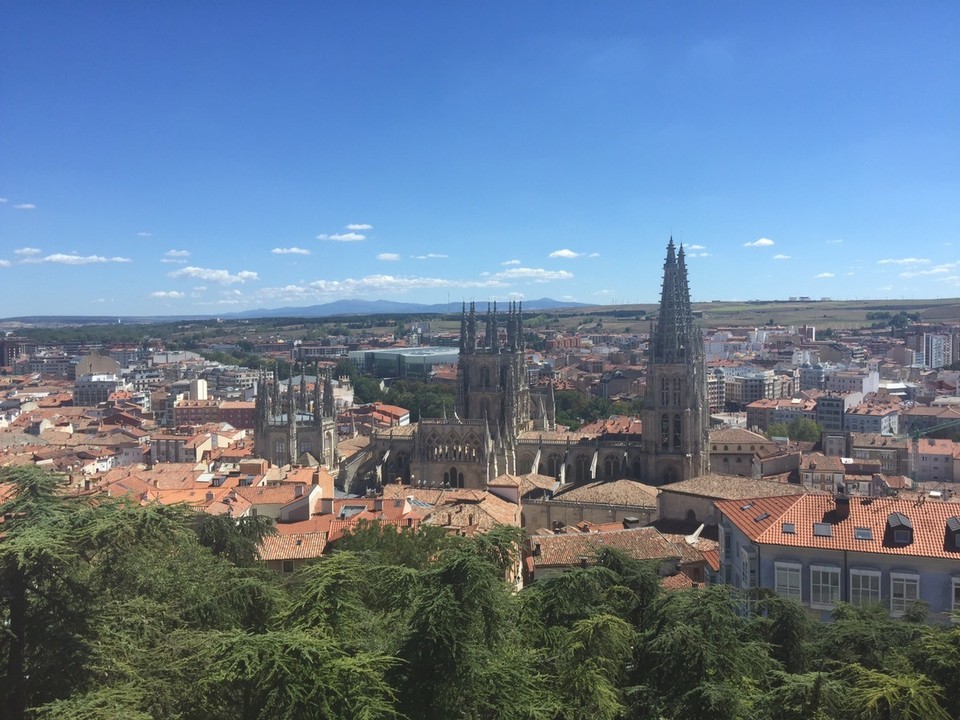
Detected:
[
  {"left": 673, "top": 378, "right": 681, "bottom": 406},
  {"left": 661, "top": 377, "right": 669, "bottom": 406},
  {"left": 660, "top": 414, "right": 670, "bottom": 451},
  {"left": 673, "top": 413, "right": 682, "bottom": 451}
]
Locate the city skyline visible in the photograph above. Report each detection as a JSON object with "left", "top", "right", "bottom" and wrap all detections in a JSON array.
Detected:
[{"left": 1, "top": 2, "right": 958, "bottom": 316}]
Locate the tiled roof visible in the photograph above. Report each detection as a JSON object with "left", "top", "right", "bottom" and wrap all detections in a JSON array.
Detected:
[
  {"left": 235, "top": 484, "right": 309, "bottom": 506},
  {"left": 259, "top": 531, "right": 327, "bottom": 561},
  {"left": 709, "top": 427, "right": 772, "bottom": 445},
  {"left": 487, "top": 472, "right": 557, "bottom": 494},
  {"left": 659, "top": 473, "right": 816, "bottom": 500},
  {"left": 552, "top": 479, "right": 658, "bottom": 507},
  {"left": 800, "top": 453, "right": 845, "bottom": 473},
  {"left": 716, "top": 494, "right": 960, "bottom": 560},
  {"left": 530, "top": 526, "right": 681, "bottom": 568}
]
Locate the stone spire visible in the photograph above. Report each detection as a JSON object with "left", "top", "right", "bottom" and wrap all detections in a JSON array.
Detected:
[
  {"left": 491, "top": 301, "right": 500, "bottom": 352},
  {"left": 287, "top": 377, "right": 297, "bottom": 466},
  {"left": 467, "top": 302, "right": 477, "bottom": 352},
  {"left": 271, "top": 368, "right": 280, "bottom": 410},
  {"left": 313, "top": 363, "right": 322, "bottom": 422},
  {"left": 459, "top": 302, "right": 467, "bottom": 353},
  {"left": 323, "top": 372, "right": 335, "bottom": 418},
  {"left": 650, "top": 237, "right": 695, "bottom": 365},
  {"left": 298, "top": 367, "right": 308, "bottom": 412}
]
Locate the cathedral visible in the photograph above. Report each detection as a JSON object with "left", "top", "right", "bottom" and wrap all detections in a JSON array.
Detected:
[
  {"left": 253, "top": 367, "right": 338, "bottom": 469},
  {"left": 352, "top": 239, "right": 710, "bottom": 491}
]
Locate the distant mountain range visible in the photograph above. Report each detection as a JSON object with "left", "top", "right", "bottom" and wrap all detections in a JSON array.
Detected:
[
  {"left": 0, "top": 297, "right": 587, "bottom": 325},
  {"left": 225, "top": 297, "right": 587, "bottom": 319}
]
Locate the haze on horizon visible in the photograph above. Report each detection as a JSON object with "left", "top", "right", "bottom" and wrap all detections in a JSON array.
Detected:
[{"left": 1, "top": 2, "right": 958, "bottom": 317}]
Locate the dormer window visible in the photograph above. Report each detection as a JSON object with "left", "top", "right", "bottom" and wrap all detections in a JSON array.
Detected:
[
  {"left": 886, "top": 512, "right": 914, "bottom": 546},
  {"left": 947, "top": 516, "right": 960, "bottom": 551}
]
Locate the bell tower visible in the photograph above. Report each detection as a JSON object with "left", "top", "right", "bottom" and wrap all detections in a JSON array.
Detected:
[{"left": 641, "top": 239, "right": 709, "bottom": 484}]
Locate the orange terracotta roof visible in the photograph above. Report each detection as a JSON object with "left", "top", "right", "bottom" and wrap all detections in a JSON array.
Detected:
[
  {"left": 259, "top": 531, "right": 327, "bottom": 561},
  {"left": 716, "top": 494, "right": 960, "bottom": 560},
  {"left": 530, "top": 526, "right": 682, "bottom": 568}
]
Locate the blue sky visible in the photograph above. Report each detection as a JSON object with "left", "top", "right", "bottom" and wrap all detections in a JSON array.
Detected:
[{"left": 1, "top": 2, "right": 958, "bottom": 316}]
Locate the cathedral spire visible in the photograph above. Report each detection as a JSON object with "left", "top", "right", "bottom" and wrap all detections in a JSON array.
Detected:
[
  {"left": 313, "top": 363, "right": 322, "bottom": 422},
  {"left": 323, "top": 372, "right": 335, "bottom": 418},
  {"left": 650, "top": 237, "right": 693, "bottom": 364},
  {"left": 468, "top": 301, "right": 477, "bottom": 352},
  {"left": 286, "top": 377, "right": 297, "bottom": 466},
  {"left": 459, "top": 302, "right": 467, "bottom": 353}
]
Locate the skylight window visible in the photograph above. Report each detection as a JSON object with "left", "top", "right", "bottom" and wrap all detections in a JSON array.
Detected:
[
  {"left": 813, "top": 523, "right": 833, "bottom": 538},
  {"left": 753, "top": 512, "right": 771, "bottom": 523},
  {"left": 740, "top": 502, "right": 754, "bottom": 511},
  {"left": 854, "top": 527, "right": 873, "bottom": 541},
  {"left": 782, "top": 523, "right": 796, "bottom": 534}
]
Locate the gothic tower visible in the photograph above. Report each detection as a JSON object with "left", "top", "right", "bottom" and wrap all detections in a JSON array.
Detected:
[
  {"left": 254, "top": 367, "right": 339, "bottom": 469},
  {"left": 641, "top": 239, "right": 710, "bottom": 484},
  {"left": 456, "top": 301, "right": 531, "bottom": 440}
]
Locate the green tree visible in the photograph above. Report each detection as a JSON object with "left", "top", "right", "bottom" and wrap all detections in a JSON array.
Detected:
[{"left": 842, "top": 664, "right": 950, "bottom": 720}]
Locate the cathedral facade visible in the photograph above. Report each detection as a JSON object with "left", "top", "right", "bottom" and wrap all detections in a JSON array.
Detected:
[
  {"left": 353, "top": 240, "right": 708, "bottom": 491},
  {"left": 253, "top": 368, "right": 338, "bottom": 468}
]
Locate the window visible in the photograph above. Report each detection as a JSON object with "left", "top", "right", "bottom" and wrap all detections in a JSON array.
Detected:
[
  {"left": 951, "top": 578, "right": 960, "bottom": 619},
  {"left": 813, "top": 523, "right": 833, "bottom": 537},
  {"left": 890, "top": 573, "right": 920, "bottom": 616},
  {"left": 850, "top": 569, "right": 881, "bottom": 607},
  {"left": 739, "top": 546, "right": 756, "bottom": 589},
  {"left": 775, "top": 562, "right": 802, "bottom": 601},
  {"left": 810, "top": 565, "right": 841, "bottom": 609},
  {"left": 282, "top": 560, "right": 295, "bottom": 573},
  {"left": 718, "top": 524, "right": 730, "bottom": 561}
]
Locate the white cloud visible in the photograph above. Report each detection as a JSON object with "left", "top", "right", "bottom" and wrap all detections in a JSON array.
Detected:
[
  {"left": 0, "top": 260, "right": 10, "bottom": 268},
  {"left": 14, "top": 247, "right": 41, "bottom": 256},
  {"left": 814, "top": 272, "right": 835, "bottom": 278},
  {"left": 24, "top": 254, "right": 132, "bottom": 265},
  {"left": 588, "top": 252, "right": 600, "bottom": 258},
  {"left": 826, "top": 239, "right": 843, "bottom": 244},
  {"left": 13, "top": 203, "right": 36, "bottom": 210},
  {"left": 137, "top": 231, "right": 152, "bottom": 237},
  {"left": 495, "top": 267, "right": 574, "bottom": 282},
  {"left": 165, "top": 249, "right": 190, "bottom": 257},
  {"left": 899, "top": 267, "right": 950, "bottom": 278},
  {"left": 151, "top": 291, "right": 185, "bottom": 299},
  {"left": 414, "top": 253, "right": 448, "bottom": 259},
  {"left": 377, "top": 253, "right": 401, "bottom": 261},
  {"left": 688, "top": 244, "right": 706, "bottom": 250},
  {"left": 744, "top": 237, "right": 774, "bottom": 247},
  {"left": 689, "top": 252, "right": 712, "bottom": 258},
  {"left": 168, "top": 266, "right": 258, "bottom": 284},
  {"left": 272, "top": 247, "right": 310, "bottom": 255},
  {"left": 501, "top": 259, "right": 521, "bottom": 266},
  {"left": 316, "top": 232, "right": 365, "bottom": 242},
  {"left": 0, "top": 198, "right": 7, "bottom": 203},
  {"left": 346, "top": 223, "right": 373, "bottom": 231},
  {"left": 549, "top": 249, "right": 582, "bottom": 259},
  {"left": 877, "top": 258, "right": 929, "bottom": 265},
  {"left": 773, "top": 254, "right": 791, "bottom": 260}
]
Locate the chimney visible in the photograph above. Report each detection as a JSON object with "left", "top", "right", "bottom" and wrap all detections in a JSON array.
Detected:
[
  {"left": 295, "top": 484, "right": 304, "bottom": 498},
  {"left": 579, "top": 556, "right": 589, "bottom": 568},
  {"left": 834, "top": 493, "right": 850, "bottom": 521},
  {"left": 532, "top": 542, "right": 541, "bottom": 557},
  {"left": 622, "top": 516, "right": 640, "bottom": 529}
]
